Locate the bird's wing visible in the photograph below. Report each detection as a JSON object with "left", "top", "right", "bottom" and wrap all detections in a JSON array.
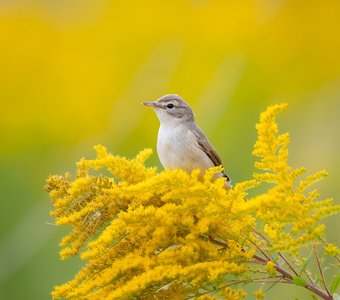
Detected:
[{"left": 191, "top": 124, "right": 231, "bottom": 183}]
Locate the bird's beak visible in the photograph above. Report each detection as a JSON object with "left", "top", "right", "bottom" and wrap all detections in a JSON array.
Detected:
[{"left": 142, "top": 101, "right": 158, "bottom": 108}]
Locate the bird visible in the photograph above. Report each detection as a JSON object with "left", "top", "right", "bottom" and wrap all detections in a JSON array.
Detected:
[{"left": 143, "top": 94, "right": 232, "bottom": 188}]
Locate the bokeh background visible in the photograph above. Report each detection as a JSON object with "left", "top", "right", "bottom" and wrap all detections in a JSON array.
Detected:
[{"left": 1, "top": 0, "right": 339, "bottom": 299}]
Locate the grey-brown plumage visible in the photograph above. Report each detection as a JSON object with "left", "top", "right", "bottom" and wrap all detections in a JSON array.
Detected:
[{"left": 143, "top": 94, "right": 231, "bottom": 187}]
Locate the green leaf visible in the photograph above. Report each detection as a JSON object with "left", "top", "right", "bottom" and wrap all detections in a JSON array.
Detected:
[
  {"left": 299, "top": 254, "right": 312, "bottom": 276},
  {"left": 292, "top": 275, "right": 307, "bottom": 287},
  {"left": 331, "top": 273, "right": 340, "bottom": 293}
]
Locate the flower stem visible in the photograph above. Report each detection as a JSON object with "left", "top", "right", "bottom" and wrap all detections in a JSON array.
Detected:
[
  {"left": 314, "top": 243, "right": 332, "bottom": 298},
  {"left": 208, "top": 238, "right": 334, "bottom": 300}
]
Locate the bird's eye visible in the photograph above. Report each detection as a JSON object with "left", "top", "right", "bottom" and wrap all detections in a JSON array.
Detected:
[{"left": 166, "top": 103, "right": 174, "bottom": 109}]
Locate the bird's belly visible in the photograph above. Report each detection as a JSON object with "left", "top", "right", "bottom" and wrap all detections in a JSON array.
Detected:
[{"left": 157, "top": 126, "right": 213, "bottom": 172}]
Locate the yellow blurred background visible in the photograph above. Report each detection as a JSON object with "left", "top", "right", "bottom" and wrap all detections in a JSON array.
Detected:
[{"left": 0, "top": 0, "right": 339, "bottom": 299}]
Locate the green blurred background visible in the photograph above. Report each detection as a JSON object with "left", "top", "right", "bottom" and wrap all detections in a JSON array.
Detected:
[{"left": 0, "top": 1, "right": 339, "bottom": 299}]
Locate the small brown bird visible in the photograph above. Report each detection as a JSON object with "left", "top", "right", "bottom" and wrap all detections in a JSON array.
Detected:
[{"left": 143, "top": 94, "right": 232, "bottom": 188}]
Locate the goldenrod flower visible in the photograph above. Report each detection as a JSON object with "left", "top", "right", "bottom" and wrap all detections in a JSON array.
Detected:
[
  {"left": 325, "top": 243, "right": 340, "bottom": 257},
  {"left": 265, "top": 261, "right": 276, "bottom": 276},
  {"left": 253, "top": 289, "right": 265, "bottom": 299},
  {"left": 46, "top": 104, "right": 340, "bottom": 299}
]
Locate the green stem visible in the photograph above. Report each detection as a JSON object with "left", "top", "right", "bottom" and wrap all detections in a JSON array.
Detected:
[{"left": 313, "top": 244, "right": 332, "bottom": 298}]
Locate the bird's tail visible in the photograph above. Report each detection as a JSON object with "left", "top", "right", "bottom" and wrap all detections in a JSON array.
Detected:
[{"left": 223, "top": 172, "right": 233, "bottom": 189}]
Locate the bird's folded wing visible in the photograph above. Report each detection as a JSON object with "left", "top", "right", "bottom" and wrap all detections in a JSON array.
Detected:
[
  {"left": 197, "top": 138, "right": 223, "bottom": 167},
  {"left": 191, "top": 125, "right": 231, "bottom": 183}
]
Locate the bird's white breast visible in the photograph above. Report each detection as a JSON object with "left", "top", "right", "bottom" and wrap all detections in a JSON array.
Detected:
[{"left": 157, "top": 124, "right": 214, "bottom": 172}]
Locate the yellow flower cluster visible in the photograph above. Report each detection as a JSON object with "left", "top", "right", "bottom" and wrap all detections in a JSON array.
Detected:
[
  {"left": 253, "top": 289, "right": 265, "bottom": 299},
  {"left": 248, "top": 104, "right": 340, "bottom": 253},
  {"left": 325, "top": 243, "right": 340, "bottom": 257},
  {"left": 265, "top": 261, "right": 276, "bottom": 276},
  {"left": 46, "top": 104, "right": 340, "bottom": 299},
  {"left": 46, "top": 147, "right": 257, "bottom": 299}
]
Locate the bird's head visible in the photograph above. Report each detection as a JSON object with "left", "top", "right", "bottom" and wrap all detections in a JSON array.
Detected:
[{"left": 143, "top": 94, "right": 194, "bottom": 125}]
